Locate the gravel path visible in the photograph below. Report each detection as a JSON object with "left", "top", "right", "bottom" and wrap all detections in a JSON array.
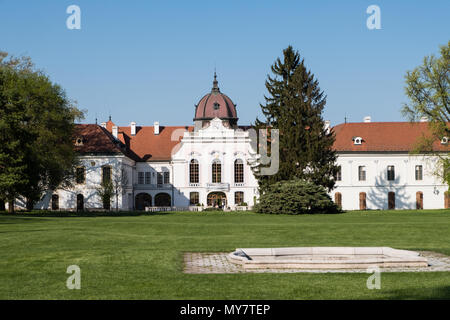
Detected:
[{"left": 183, "top": 251, "right": 450, "bottom": 274}]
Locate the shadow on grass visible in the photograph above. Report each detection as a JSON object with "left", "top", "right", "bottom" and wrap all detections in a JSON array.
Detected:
[
  {"left": 0, "top": 210, "right": 175, "bottom": 218},
  {"left": 381, "top": 286, "right": 450, "bottom": 300}
]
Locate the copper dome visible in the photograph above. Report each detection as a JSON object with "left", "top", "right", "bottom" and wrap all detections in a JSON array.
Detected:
[{"left": 194, "top": 73, "right": 238, "bottom": 122}]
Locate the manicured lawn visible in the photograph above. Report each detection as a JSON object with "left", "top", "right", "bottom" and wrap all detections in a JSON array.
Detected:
[{"left": 0, "top": 209, "right": 449, "bottom": 299}]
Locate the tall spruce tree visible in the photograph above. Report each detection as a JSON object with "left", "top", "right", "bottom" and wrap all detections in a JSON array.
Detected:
[{"left": 254, "top": 46, "right": 338, "bottom": 192}]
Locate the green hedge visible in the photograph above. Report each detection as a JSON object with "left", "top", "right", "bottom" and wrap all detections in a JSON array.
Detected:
[{"left": 255, "top": 179, "right": 340, "bottom": 214}]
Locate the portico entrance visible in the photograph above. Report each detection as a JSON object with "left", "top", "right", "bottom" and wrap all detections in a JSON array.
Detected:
[{"left": 207, "top": 192, "right": 227, "bottom": 208}]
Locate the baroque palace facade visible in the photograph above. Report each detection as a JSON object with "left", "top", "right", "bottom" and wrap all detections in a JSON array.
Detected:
[{"left": 27, "top": 76, "right": 449, "bottom": 211}]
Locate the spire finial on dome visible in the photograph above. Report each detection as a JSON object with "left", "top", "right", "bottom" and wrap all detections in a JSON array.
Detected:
[{"left": 212, "top": 70, "right": 220, "bottom": 93}]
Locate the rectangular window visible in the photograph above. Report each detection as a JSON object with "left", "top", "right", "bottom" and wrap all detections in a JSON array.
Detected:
[
  {"left": 190, "top": 160, "right": 199, "bottom": 183},
  {"left": 387, "top": 166, "right": 395, "bottom": 181},
  {"left": 163, "top": 172, "right": 170, "bottom": 184},
  {"left": 145, "top": 172, "right": 151, "bottom": 184},
  {"left": 212, "top": 161, "right": 221, "bottom": 183},
  {"left": 75, "top": 167, "right": 85, "bottom": 184},
  {"left": 335, "top": 166, "right": 342, "bottom": 181},
  {"left": 157, "top": 172, "right": 163, "bottom": 185},
  {"left": 234, "top": 160, "right": 244, "bottom": 183},
  {"left": 138, "top": 172, "right": 144, "bottom": 184},
  {"left": 102, "top": 166, "right": 111, "bottom": 184},
  {"left": 358, "top": 166, "right": 366, "bottom": 181},
  {"left": 190, "top": 192, "right": 199, "bottom": 205},
  {"left": 415, "top": 165, "right": 423, "bottom": 180},
  {"left": 235, "top": 191, "right": 244, "bottom": 205}
]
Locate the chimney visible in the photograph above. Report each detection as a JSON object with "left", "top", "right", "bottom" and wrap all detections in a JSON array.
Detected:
[
  {"left": 324, "top": 120, "right": 331, "bottom": 134},
  {"left": 112, "top": 125, "right": 118, "bottom": 139},
  {"left": 420, "top": 116, "right": 428, "bottom": 122},
  {"left": 101, "top": 122, "right": 107, "bottom": 128},
  {"left": 363, "top": 116, "right": 371, "bottom": 123},
  {"left": 131, "top": 122, "right": 136, "bottom": 136},
  {"left": 154, "top": 121, "right": 159, "bottom": 135}
]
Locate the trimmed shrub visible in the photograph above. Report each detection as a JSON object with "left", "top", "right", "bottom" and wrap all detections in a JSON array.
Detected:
[{"left": 255, "top": 179, "right": 340, "bottom": 214}]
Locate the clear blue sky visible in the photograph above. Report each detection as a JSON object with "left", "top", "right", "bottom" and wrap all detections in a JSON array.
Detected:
[{"left": 1, "top": 0, "right": 448, "bottom": 127}]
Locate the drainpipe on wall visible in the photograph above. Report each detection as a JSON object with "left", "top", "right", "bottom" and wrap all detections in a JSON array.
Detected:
[{"left": 171, "top": 163, "right": 174, "bottom": 208}]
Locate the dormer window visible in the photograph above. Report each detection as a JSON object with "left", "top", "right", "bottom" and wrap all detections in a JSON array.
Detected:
[
  {"left": 213, "top": 102, "right": 220, "bottom": 110},
  {"left": 353, "top": 137, "right": 363, "bottom": 145},
  {"left": 441, "top": 137, "right": 448, "bottom": 145},
  {"left": 75, "top": 137, "right": 84, "bottom": 146}
]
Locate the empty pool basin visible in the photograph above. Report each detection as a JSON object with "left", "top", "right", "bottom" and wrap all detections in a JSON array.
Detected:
[{"left": 227, "top": 247, "right": 428, "bottom": 269}]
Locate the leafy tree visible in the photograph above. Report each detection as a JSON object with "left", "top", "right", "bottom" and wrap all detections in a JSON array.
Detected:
[
  {"left": 401, "top": 41, "right": 450, "bottom": 187},
  {"left": 0, "top": 52, "right": 84, "bottom": 212},
  {"left": 112, "top": 168, "right": 128, "bottom": 212},
  {"left": 254, "top": 179, "right": 339, "bottom": 214},
  {"left": 254, "top": 46, "right": 338, "bottom": 193},
  {"left": 96, "top": 180, "right": 114, "bottom": 211}
]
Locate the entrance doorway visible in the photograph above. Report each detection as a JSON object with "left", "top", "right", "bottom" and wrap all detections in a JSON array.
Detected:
[
  {"left": 388, "top": 192, "right": 395, "bottom": 210},
  {"left": 416, "top": 191, "right": 423, "bottom": 210},
  {"left": 359, "top": 192, "right": 367, "bottom": 210},
  {"left": 207, "top": 192, "right": 227, "bottom": 208},
  {"left": 135, "top": 193, "right": 152, "bottom": 210},
  {"left": 155, "top": 193, "right": 171, "bottom": 207},
  {"left": 76, "top": 194, "right": 84, "bottom": 211}
]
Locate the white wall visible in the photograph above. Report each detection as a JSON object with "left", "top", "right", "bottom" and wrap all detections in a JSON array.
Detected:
[
  {"left": 331, "top": 153, "right": 447, "bottom": 210},
  {"left": 171, "top": 118, "right": 259, "bottom": 208},
  {"left": 33, "top": 155, "right": 134, "bottom": 211}
]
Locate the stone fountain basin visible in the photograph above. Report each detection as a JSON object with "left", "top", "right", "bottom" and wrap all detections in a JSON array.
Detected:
[{"left": 227, "top": 247, "right": 428, "bottom": 269}]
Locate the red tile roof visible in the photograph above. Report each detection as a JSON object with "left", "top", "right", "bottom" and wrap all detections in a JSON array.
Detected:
[
  {"left": 117, "top": 125, "right": 194, "bottom": 161},
  {"left": 74, "top": 121, "right": 448, "bottom": 161},
  {"left": 73, "top": 124, "right": 125, "bottom": 154},
  {"left": 332, "top": 122, "right": 449, "bottom": 152}
]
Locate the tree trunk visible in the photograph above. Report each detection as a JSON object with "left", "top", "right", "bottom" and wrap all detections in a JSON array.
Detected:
[
  {"left": 0, "top": 199, "right": 5, "bottom": 211},
  {"left": 26, "top": 198, "right": 34, "bottom": 211},
  {"left": 8, "top": 198, "right": 15, "bottom": 213}
]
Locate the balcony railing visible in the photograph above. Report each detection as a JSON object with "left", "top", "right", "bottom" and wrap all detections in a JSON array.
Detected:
[{"left": 206, "top": 182, "right": 230, "bottom": 191}]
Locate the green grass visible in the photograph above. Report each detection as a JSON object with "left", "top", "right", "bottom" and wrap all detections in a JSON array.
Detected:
[{"left": 0, "top": 209, "right": 449, "bottom": 299}]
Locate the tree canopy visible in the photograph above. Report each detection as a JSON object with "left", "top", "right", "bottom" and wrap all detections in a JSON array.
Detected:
[
  {"left": 0, "top": 52, "right": 84, "bottom": 211},
  {"left": 402, "top": 41, "right": 450, "bottom": 186},
  {"left": 254, "top": 46, "right": 338, "bottom": 192}
]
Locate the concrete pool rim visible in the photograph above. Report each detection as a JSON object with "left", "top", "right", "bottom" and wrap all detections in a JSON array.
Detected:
[{"left": 227, "top": 247, "right": 429, "bottom": 269}]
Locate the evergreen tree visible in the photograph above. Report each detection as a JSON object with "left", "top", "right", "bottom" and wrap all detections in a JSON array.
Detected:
[{"left": 254, "top": 46, "right": 338, "bottom": 192}]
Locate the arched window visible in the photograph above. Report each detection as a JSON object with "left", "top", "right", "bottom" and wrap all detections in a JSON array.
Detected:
[
  {"left": 334, "top": 166, "right": 342, "bottom": 181},
  {"left": 416, "top": 191, "right": 423, "bottom": 210},
  {"left": 190, "top": 159, "right": 199, "bottom": 184},
  {"left": 155, "top": 193, "right": 171, "bottom": 207},
  {"left": 415, "top": 165, "right": 423, "bottom": 180},
  {"left": 358, "top": 166, "right": 366, "bottom": 181},
  {"left": 51, "top": 194, "right": 59, "bottom": 210},
  {"left": 135, "top": 193, "right": 152, "bottom": 210},
  {"left": 234, "top": 159, "right": 244, "bottom": 183},
  {"left": 387, "top": 166, "right": 395, "bottom": 181},
  {"left": 212, "top": 159, "right": 221, "bottom": 183},
  {"left": 334, "top": 192, "right": 342, "bottom": 208},
  {"left": 190, "top": 192, "right": 199, "bottom": 205},
  {"left": 359, "top": 192, "right": 366, "bottom": 210}
]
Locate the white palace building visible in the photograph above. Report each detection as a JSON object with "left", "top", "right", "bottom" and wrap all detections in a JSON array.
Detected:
[{"left": 27, "top": 75, "right": 449, "bottom": 211}]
